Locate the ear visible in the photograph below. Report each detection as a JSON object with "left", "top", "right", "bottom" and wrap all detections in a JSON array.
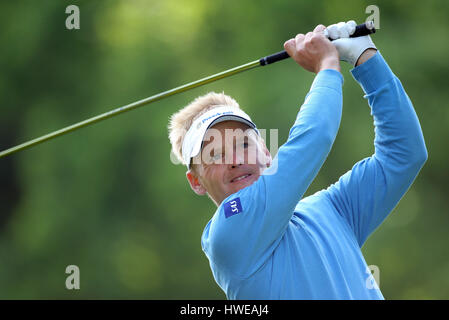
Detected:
[{"left": 186, "top": 169, "right": 207, "bottom": 196}]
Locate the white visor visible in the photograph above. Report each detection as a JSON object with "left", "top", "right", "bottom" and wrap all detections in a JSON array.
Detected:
[{"left": 181, "top": 106, "right": 259, "bottom": 168}]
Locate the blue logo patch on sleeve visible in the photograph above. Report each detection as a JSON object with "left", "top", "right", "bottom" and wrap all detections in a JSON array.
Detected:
[{"left": 224, "top": 197, "right": 243, "bottom": 218}]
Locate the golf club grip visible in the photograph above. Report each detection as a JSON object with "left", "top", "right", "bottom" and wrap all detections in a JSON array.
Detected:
[
  {"left": 351, "top": 21, "right": 376, "bottom": 38},
  {"left": 259, "top": 21, "right": 376, "bottom": 66}
]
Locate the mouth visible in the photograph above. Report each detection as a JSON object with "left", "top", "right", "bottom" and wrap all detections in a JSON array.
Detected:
[{"left": 230, "top": 173, "right": 252, "bottom": 183}]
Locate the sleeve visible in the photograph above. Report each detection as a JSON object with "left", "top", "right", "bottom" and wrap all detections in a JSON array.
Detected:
[
  {"left": 202, "top": 69, "right": 343, "bottom": 278},
  {"left": 324, "top": 51, "right": 428, "bottom": 247}
]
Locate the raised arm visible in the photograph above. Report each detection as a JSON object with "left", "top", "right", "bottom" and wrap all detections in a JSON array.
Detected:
[
  {"left": 261, "top": 24, "right": 343, "bottom": 220},
  {"left": 325, "top": 49, "right": 428, "bottom": 246},
  {"left": 203, "top": 25, "right": 344, "bottom": 277}
]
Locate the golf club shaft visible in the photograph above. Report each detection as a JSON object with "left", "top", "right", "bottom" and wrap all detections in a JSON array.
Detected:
[
  {"left": 0, "top": 22, "right": 375, "bottom": 159},
  {"left": 0, "top": 60, "right": 261, "bottom": 158}
]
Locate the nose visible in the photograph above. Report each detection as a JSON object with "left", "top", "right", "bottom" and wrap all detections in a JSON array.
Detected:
[{"left": 228, "top": 146, "right": 245, "bottom": 168}]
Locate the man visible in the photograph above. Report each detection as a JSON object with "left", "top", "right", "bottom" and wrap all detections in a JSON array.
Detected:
[{"left": 167, "top": 21, "right": 427, "bottom": 299}]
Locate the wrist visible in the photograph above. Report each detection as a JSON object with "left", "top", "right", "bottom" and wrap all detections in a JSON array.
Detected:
[
  {"left": 318, "top": 56, "right": 340, "bottom": 73},
  {"left": 355, "top": 48, "right": 377, "bottom": 67}
]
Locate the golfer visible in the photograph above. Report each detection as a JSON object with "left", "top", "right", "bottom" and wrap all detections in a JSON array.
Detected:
[{"left": 168, "top": 21, "right": 427, "bottom": 299}]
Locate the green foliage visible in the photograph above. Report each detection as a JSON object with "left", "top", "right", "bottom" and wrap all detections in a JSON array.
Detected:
[{"left": 0, "top": 0, "right": 448, "bottom": 299}]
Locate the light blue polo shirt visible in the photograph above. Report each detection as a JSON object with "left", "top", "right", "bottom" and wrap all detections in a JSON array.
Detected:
[{"left": 201, "top": 52, "right": 427, "bottom": 299}]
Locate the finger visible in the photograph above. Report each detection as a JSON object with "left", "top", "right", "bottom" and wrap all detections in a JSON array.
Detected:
[
  {"left": 295, "top": 33, "right": 305, "bottom": 44},
  {"left": 283, "top": 38, "right": 296, "bottom": 55},
  {"left": 326, "top": 24, "right": 339, "bottom": 40},
  {"left": 313, "top": 24, "right": 326, "bottom": 34},
  {"left": 304, "top": 31, "right": 314, "bottom": 43},
  {"left": 346, "top": 20, "right": 357, "bottom": 36},
  {"left": 336, "top": 21, "right": 349, "bottom": 38},
  {"left": 337, "top": 21, "right": 346, "bottom": 29},
  {"left": 295, "top": 33, "right": 305, "bottom": 51}
]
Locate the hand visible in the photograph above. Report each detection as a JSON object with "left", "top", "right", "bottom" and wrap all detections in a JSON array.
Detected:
[
  {"left": 284, "top": 24, "right": 340, "bottom": 74},
  {"left": 328, "top": 21, "right": 377, "bottom": 66}
]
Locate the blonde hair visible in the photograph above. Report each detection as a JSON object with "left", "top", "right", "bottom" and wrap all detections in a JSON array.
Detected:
[{"left": 168, "top": 92, "right": 240, "bottom": 166}]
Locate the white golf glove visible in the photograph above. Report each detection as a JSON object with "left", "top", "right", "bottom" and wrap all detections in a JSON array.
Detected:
[{"left": 326, "top": 20, "right": 377, "bottom": 66}]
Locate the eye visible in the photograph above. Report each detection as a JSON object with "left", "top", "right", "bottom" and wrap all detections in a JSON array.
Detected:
[{"left": 211, "top": 152, "right": 224, "bottom": 162}]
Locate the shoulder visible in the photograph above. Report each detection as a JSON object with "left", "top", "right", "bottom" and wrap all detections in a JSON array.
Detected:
[
  {"left": 218, "top": 179, "right": 267, "bottom": 222},
  {"left": 201, "top": 180, "right": 266, "bottom": 253}
]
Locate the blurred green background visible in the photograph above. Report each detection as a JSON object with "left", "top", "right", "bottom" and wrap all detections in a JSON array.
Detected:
[{"left": 0, "top": 0, "right": 448, "bottom": 299}]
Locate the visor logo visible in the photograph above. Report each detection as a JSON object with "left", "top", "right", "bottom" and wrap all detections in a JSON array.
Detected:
[{"left": 201, "top": 111, "right": 234, "bottom": 124}]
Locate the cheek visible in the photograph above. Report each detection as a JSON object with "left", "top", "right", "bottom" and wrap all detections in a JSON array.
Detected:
[{"left": 202, "top": 166, "right": 225, "bottom": 186}]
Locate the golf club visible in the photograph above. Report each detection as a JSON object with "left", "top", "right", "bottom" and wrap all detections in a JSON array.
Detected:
[{"left": 0, "top": 22, "right": 376, "bottom": 159}]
